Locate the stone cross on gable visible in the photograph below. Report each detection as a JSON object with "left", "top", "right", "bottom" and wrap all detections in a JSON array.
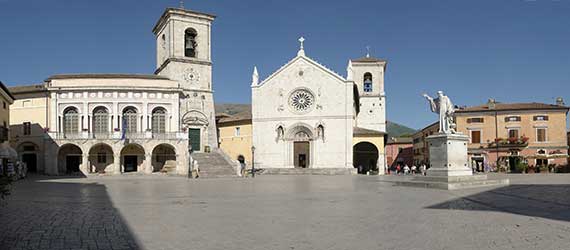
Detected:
[{"left": 297, "top": 37, "right": 306, "bottom": 56}]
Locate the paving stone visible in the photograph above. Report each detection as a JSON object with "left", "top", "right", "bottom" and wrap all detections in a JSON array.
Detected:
[{"left": 0, "top": 174, "right": 569, "bottom": 250}]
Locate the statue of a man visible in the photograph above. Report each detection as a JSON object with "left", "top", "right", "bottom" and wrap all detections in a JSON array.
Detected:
[{"left": 423, "top": 91, "right": 456, "bottom": 134}]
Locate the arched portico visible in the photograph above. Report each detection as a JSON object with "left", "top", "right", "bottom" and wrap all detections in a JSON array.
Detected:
[
  {"left": 353, "top": 142, "right": 379, "bottom": 174},
  {"left": 57, "top": 144, "right": 83, "bottom": 174},
  {"left": 88, "top": 143, "right": 114, "bottom": 174},
  {"left": 151, "top": 144, "right": 176, "bottom": 172},
  {"left": 120, "top": 144, "right": 146, "bottom": 173}
]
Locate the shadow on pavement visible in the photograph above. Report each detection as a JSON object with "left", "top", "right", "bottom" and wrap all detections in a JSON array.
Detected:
[
  {"left": 0, "top": 177, "right": 141, "bottom": 249},
  {"left": 427, "top": 184, "right": 570, "bottom": 222}
]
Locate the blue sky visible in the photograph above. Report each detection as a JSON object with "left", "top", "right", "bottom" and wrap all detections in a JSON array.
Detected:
[{"left": 1, "top": 0, "right": 569, "bottom": 129}]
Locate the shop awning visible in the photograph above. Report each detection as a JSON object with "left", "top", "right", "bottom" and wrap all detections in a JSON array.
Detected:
[
  {"left": 0, "top": 143, "right": 18, "bottom": 159},
  {"left": 525, "top": 154, "right": 570, "bottom": 159}
]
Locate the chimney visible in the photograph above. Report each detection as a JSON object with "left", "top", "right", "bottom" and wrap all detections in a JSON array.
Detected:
[
  {"left": 487, "top": 98, "right": 496, "bottom": 109},
  {"left": 556, "top": 97, "right": 565, "bottom": 106}
]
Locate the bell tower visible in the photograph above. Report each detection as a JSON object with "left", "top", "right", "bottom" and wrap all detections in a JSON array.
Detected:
[
  {"left": 348, "top": 53, "right": 387, "bottom": 133},
  {"left": 152, "top": 6, "right": 218, "bottom": 151}
]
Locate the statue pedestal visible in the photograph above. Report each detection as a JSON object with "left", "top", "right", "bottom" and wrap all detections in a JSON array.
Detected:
[
  {"left": 426, "top": 133, "right": 472, "bottom": 177},
  {"left": 388, "top": 133, "right": 509, "bottom": 190}
]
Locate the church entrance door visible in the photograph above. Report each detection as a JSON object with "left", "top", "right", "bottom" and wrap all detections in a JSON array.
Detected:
[{"left": 294, "top": 142, "right": 310, "bottom": 168}]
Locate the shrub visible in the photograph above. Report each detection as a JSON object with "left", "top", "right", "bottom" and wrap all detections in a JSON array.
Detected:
[{"left": 515, "top": 162, "right": 528, "bottom": 173}]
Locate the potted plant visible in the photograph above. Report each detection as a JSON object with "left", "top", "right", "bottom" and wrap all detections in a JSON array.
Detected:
[{"left": 515, "top": 162, "right": 528, "bottom": 173}]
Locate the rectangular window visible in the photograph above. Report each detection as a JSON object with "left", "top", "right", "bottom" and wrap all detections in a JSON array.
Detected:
[
  {"left": 533, "top": 115, "right": 549, "bottom": 121},
  {"left": 508, "top": 129, "right": 519, "bottom": 139},
  {"left": 235, "top": 127, "right": 241, "bottom": 136},
  {"left": 471, "top": 130, "right": 481, "bottom": 144},
  {"left": 505, "top": 116, "right": 521, "bottom": 122},
  {"left": 22, "top": 100, "right": 31, "bottom": 107},
  {"left": 467, "top": 118, "right": 484, "bottom": 123},
  {"left": 536, "top": 128, "right": 547, "bottom": 142},
  {"left": 23, "top": 122, "right": 31, "bottom": 135}
]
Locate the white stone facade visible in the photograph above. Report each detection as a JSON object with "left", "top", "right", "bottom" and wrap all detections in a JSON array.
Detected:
[
  {"left": 252, "top": 44, "right": 387, "bottom": 173},
  {"left": 34, "top": 7, "right": 219, "bottom": 176}
]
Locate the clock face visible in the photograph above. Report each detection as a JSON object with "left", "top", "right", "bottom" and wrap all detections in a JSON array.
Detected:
[{"left": 183, "top": 68, "right": 200, "bottom": 83}]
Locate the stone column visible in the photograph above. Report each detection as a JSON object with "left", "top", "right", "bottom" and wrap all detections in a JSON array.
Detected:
[
  {"left": 144, "top": 153, "right": 153, "bottom": 174},
  {"left": 113, "top": 153, "right": 121, "bottom": 174},
  {"left": 81, "top": 153, "right": 89, "bottom": 176}
]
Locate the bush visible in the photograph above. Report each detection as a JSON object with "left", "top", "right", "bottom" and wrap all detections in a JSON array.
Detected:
[{"left": 515, "top": 162, "right": 528, "bottom": 173}]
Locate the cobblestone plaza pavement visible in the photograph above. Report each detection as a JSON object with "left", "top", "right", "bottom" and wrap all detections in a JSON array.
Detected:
[{"left": 1, "top": 174, "right": 569, "bottom": 250}]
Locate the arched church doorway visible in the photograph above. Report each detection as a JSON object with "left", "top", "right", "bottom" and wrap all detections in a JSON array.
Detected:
[
  {"left": 294, "top": 141, "right": 310, "bottom": 168},
  {"left": 58, "top": 144, "right": 83, "bottom": 174},
  {"left": 288, "top": 126, "right": 313, "bottom": 168},
  {"left": 353, "top": 142, "right": 379, "bottom": 174}
]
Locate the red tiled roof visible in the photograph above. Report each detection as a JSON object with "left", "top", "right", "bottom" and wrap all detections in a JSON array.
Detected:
[
  {"left": 352, "top": 56, "right": 387, "bottom": 63},
  {"left": 456, "top": 102, "right": 568, "bottom": 113}
]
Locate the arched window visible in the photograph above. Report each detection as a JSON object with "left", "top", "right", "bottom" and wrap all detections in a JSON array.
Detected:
[
  {"left": 363, "top": 73, "right": 373, "bottom": 92},
  {"left": 184, "top": 28, "right": 197, "bottom": 57},
  {"left": 63, "top": 107, "right": 79, "bottom": 134},
  {"left": 122, "top": 107, "right": 138, "bottom": 133},
  {"left": 151, "top": 107, "right": 167, "bottom": 134},
  {"left": 92, "top": 107, "right": 109, "bottom": 134}
]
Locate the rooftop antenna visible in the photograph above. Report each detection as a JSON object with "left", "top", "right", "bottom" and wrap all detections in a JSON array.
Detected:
[
  {"left": 179, "top": 0, "right": 185, "bottom": 9},
  {"left": 366, "top": 45, "right": 371, "bottom": 58}
]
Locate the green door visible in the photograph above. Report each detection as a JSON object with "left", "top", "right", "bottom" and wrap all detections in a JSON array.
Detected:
[{"left": 189, "top": 128, "right": 201, "bottom": 152}]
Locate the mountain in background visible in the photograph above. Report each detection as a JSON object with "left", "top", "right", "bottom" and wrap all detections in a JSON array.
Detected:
[{"left": 215, "top": 103, "right": 417, "bottom": 137}]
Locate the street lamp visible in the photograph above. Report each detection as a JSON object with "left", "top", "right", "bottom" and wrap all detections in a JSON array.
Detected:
[
  {"left": 251, "top": 145, "right": 256, "bottom": 178},
  {"left": 188, "top": 144, "right": 193, "bottom": 178}
]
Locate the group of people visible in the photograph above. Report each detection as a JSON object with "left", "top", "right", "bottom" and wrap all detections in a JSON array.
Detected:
[
  {"left": 388, "top": 163, "right": 427, "bottom": 176},
  {"left": 0, "top": 161, "right": 28, "bottom": 180}
]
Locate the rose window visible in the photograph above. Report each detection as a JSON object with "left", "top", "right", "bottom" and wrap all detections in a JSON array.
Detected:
[{"left": 289, "top": 89, "right": 314, "bottom": 112}]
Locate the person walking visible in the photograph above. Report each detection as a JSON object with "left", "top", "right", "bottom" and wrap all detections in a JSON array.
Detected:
[
  {"left": 421, "top": 163, "right": 427, "bottom": 176},
  {"left": 411, "top": 165, "right": 417, "bottom": 175},
  {"left": 404, "top": 165, "right": 410, "bottom": 175},
  {"left": 396, "top": 165, "right": 401, "bottom": 175}
]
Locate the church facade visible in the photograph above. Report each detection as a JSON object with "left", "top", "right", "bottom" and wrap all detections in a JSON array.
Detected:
[
  {"left": 9, "top": 7, "right": 222, "bottom": 176},
  {"left": 250, "top": 41, "right": 387, "bottom": 174}
]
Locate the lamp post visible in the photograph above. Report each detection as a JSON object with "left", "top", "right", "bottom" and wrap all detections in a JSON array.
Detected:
[
  {"left": 251, "top": 146, "right": 256, "bottom": 178},
  {"left": 188, "top": 144, "right": 193, "bottom": 178}
]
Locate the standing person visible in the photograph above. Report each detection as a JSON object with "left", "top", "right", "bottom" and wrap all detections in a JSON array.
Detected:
[
  {"left": 193, "top": 160, "right": 200, "bottom": 178},
  {"left": 404, "top": 164, "right": 410, "bottom": 175},
  {"left": 237, "top": 155, "right": 246, "bottom": 177},
  {"left": 396, "top": 165, "right": 401, "bottom": 175},
  {"left": 421, "top": 163, "right": 427, "bottom": 176},
  {"left": 411, "top": 165, "right": 417, "bottom": 175}
]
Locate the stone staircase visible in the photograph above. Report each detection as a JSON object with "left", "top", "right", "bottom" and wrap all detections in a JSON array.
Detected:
[
  {"left": 161, "top": 160, "right": 177, "bottom": 174},
  {"left": 191, "top": 151, "right": 237, "bottom": 178}
]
